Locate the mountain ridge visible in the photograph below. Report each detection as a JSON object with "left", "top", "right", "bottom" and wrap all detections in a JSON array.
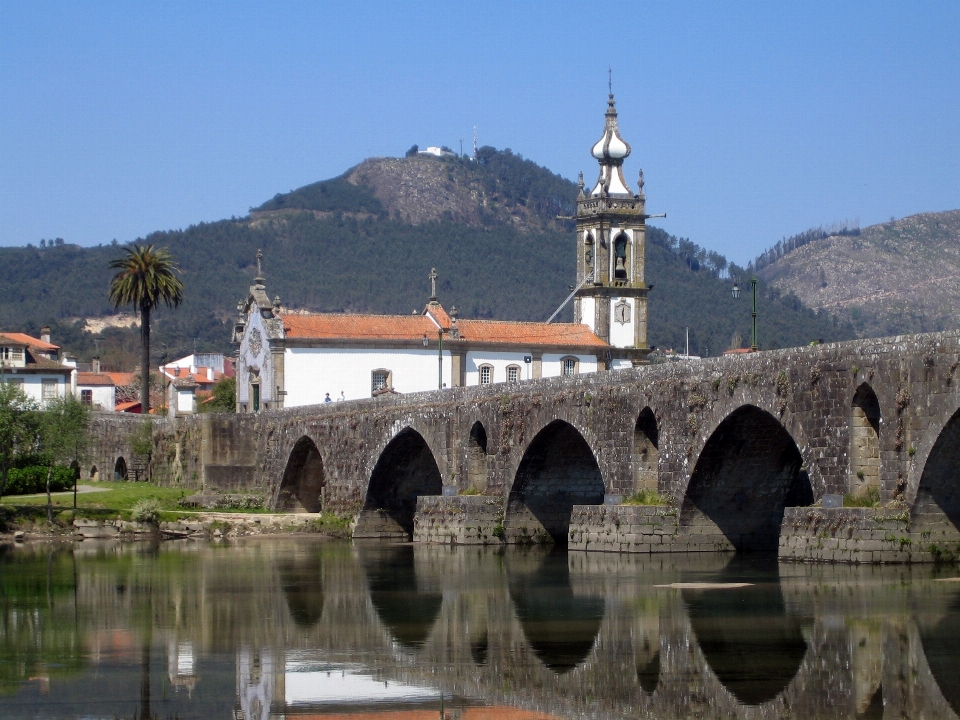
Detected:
[{"left": 0, "top": 148, "right": 854, "bottom": 368}]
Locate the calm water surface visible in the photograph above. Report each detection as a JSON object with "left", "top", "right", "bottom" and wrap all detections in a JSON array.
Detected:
[{"left": 1, "top": 538, "right": 959, "bottom": 719}]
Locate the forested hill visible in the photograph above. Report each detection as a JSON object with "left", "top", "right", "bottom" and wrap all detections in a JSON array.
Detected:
[{"left": 0, "top": 148, "right": 853, "bottom": 368}]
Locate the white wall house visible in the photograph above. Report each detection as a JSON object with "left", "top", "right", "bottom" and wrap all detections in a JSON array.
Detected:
[
  {"left": 233, "top": 277, "right": 608, "bottom": 412},
  {"left": 0, "top": 330, "right": 74, "bottom": 405}
]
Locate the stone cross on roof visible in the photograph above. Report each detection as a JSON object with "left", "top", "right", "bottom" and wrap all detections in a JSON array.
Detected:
[
  {"left": 429, "top": 267, "right": 438, "bottom": 302},
  {"left": 255, "top": 249, "right": 265, "bottom": 285}
]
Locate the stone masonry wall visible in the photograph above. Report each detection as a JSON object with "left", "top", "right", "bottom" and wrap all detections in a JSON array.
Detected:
[
  {"left": 779, "top": 507, "right": 960, "bottom": 563},
  {"left": 413, "top": 495, "right": 504, "bottom": 545}
]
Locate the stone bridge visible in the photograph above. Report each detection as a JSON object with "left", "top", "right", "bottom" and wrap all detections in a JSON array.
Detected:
[{"left": 91, "top": 330, "right": 960, "bottom": 562}]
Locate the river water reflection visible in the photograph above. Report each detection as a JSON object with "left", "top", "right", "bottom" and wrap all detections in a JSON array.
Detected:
[{"left": 1, "top": 539, "right": 959, "bottom": 719}]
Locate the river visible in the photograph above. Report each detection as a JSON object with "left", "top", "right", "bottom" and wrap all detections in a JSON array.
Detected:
[{"left": 0, "top": 538, "right": 958, "bottom": 719}]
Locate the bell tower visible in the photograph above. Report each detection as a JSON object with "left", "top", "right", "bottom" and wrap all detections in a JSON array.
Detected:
[{"left": 573, "top": 92, "right": 655, "bottom": 367}]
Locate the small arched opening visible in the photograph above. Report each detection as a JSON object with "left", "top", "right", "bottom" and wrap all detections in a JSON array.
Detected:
[
  {"left": 681, "top": 406, "right": 813, "bottom": 552},
  {"left": 466, "top": 421, "right": 489, "bottom": 493},
  {"left": 356, "top": 428, "right": 442, "bottom": 540},
  {"left": 114, "top": 457, "right": 128, "bottom": 481},
  {"left": 90, "top": 465, "right": 99, "bottom": 481},
  {"left": 912, "top": 407, "right": 960, "bottom": 541},
  {"left": 276, "top": 436, "right": 326, "bottom": 513},
  {"left": 584, "top": 233, "right": 595, "bottom": 276},
  {"left": 633, "top": 407, "right": 659, "bottom": 493},
  {"left": 505, "top": 420, "right": 604, "bottom": 545},
  {"left": 613, "top": 232, "right": 629, "bottom": 280},
  {"left": 850, "top": 383, "right": 881, "bottom": 495}
]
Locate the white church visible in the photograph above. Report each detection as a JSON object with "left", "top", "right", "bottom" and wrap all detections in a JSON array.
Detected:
[{"left": 233, "top": 94, "right": 654, "bottom": 412}]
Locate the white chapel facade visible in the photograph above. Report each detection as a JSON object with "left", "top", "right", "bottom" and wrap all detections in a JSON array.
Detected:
[{"left": 233, "top": 94, "right": 652, "bottom": 412}]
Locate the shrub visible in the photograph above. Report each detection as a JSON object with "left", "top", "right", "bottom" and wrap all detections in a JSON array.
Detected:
[
  {"left": 3, "top": 465, "right": 74, "bottom": 496},
  {"left": 130, "top": 498, "right": 163, "bottom": 525},
  {"left": 844, "top": 486, "right": 881, "bottom": 508},
  {"left": 623, "top": 489, "right": 670, "bottom": 506}
]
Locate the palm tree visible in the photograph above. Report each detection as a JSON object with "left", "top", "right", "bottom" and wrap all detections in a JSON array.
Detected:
[{"left": 108, "top": 245, "right": 184, "bottom": 415}]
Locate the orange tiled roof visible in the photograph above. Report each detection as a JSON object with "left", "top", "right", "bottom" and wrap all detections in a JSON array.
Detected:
[
  {"left": 285, "top": 313, "right": 438, "bottom": 341},
  {"left": 456, "top": 319, "right": 607, "bottom": 347},
  {"left": 0, "top": 332, "right": 59, "bottom": 350},
  {"left": 115, "top": 400, "right": 141, "bottom": 413},
  {"left": 77, "top": 372, "right": 115, "bottom": 386},
  {"left": 106, "top": 372, "right": 136, "bottom": 386},
  {"left": 285, "top": 314, "right": 607, "bottom": 348}
]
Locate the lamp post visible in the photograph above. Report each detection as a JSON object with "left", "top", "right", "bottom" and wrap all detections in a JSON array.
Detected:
[{"left": 731, "top": 277, "right": 758, "bottom": 350}]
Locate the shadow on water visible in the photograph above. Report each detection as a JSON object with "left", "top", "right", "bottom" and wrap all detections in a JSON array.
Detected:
[
  {"left": 919, "top": 588, "right": 960, "bottom": 717},
  {"left": 357, "top": 544, "right": 443, "bottom": 649},
  {"left": 507, "top": 548, "right": 605, "bottom": 674},
  {"left": 681, "top": 554, "right": 810, "bottom": 706},
  {"left": 278, "top": 551, "right": 325, "bottom": 628}
]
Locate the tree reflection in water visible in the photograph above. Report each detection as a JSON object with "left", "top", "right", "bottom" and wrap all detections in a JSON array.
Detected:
[
  {"left": 508, "top": 549, "right": 605, "bottom": 674},
  {"left": 682, "top": 556, "right": 810, "bottom": 705},
  {"left": 357, "top": 544, "right": 443, "bottom": 649}
]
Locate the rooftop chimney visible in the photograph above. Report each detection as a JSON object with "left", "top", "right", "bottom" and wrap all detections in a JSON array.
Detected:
[
  {"left": 40, "top": 326, "right": 51, "bottom": 344},
  {"left": 93, "top": 356, "right": 101, "bottom": 374}
]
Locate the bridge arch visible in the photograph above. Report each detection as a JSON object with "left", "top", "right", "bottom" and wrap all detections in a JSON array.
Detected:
[
  {"left": 505, "top": 420, "right": 605, "bottom": 545},
  {"left": 355, "top": 427, "right": 443, "bottom": 540},
  {"left": 681, "top": 405, "right": 813, "bottom": 552},
  {"left": 114, "top": 456, "right": 127, "bottom": 481},
  {"left": 633, "top": 407, "right": 659, "bottom": 493},
  {"left": 849, "top": 383, "right": 881, "bottom": 495},
  {"left": 910, "top": 406, "right": 960, "bottom": 541},
  {"left": 276, "top": 436, "right": 326, "bottom": 512}
]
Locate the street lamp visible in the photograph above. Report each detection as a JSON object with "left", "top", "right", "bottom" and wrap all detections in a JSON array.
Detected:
[{"left": 732, "top": 277, "right": 759, "bottom": 350}]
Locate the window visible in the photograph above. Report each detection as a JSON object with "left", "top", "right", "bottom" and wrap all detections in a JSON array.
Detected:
[
  {"left": 4, "top": 377, "right": 24, "bottom": 389},
  {"left": 371, "top": 369, "right": 391, "bottom": 394},
  {"left": 81, "top": 389, "right": 93, "bottom": 405},
  {"left": 42, "top": 379, "right": 57, "bottom": 400},
  {"left": 507, "top": 365, "right": 521, "bottom": 383},
  {"left": 0, "top": 347, "right": 23, "bottom": 363},
  {"left": 561, "top": 357, "right": 578, "bottom": 377},
  {"left": 479, "top": 365, "right": 493, "bottom": 385}
]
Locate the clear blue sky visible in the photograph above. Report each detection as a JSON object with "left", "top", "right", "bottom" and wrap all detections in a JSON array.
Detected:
[{"left": 1, "top": 1, "right": 958, "bottom": 264}]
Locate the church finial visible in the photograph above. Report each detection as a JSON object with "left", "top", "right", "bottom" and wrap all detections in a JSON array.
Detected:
[
  {"left": 428, "top": 267, "right": 438, "bottom": 303},
  {"left": 254, "top": 249, "right": 264, "bottom": 285},
  {"left": 608, "top": 66, "right": 612, "bottom": 95},
  {"left": 638, "top": 168, "right": 645, "bottom": 199}
]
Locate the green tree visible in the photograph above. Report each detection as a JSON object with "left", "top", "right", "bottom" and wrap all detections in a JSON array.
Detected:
[
  {"left": 108, "top": 244, "right": 185, "bottom": 415},
  {"left": 0, "top": 380, "right": 39, "bottom": 502},
  {"left": 39, "top": 395, "right": 91, "bottom": 517},
  {"left": 200, "top": 376, "right": 236, "bottom": 413}
]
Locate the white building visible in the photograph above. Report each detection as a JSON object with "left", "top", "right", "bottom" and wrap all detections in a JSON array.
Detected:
[
  {"left": 232, "top": 95, "right": 653, "bottom": 412},
  {"left": 0, "top": 329, "right": 75, "bottom": 404},
  {"left": 160, "top": 353, "right": 234, "bottom": 416}
]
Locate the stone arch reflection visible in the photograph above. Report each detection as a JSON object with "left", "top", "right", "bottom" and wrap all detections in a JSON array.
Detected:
[
  {"left": 359, "top": 545, "right": 443, "bottom": 650},
  {"left": 682, "top": 405, "right": 812, "bottom": 552},
  {"left": 918, "top": 588, "right": 960, "bottom": 717},
  {"left": 360, "top": 427, "right": 443, "bottom": 539},
  {"left": 506, "top": 420, "right": 604, "bottom": 545},
  {"left": 278, "top": 549, "right": 325, "bottom": 628},
  {"left": 276, "top": 436, "right": 325, "bottom": 512},
  {"left": 682, "top": 557, "right": 809, "bottom": 706},
  {"left": 507, "top": 549, "right": 605, "bottom": 674}
]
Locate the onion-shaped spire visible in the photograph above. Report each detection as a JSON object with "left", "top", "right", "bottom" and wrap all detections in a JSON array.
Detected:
[{"left": 591, "top": 94, "right": 631, "bottom": 160}]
